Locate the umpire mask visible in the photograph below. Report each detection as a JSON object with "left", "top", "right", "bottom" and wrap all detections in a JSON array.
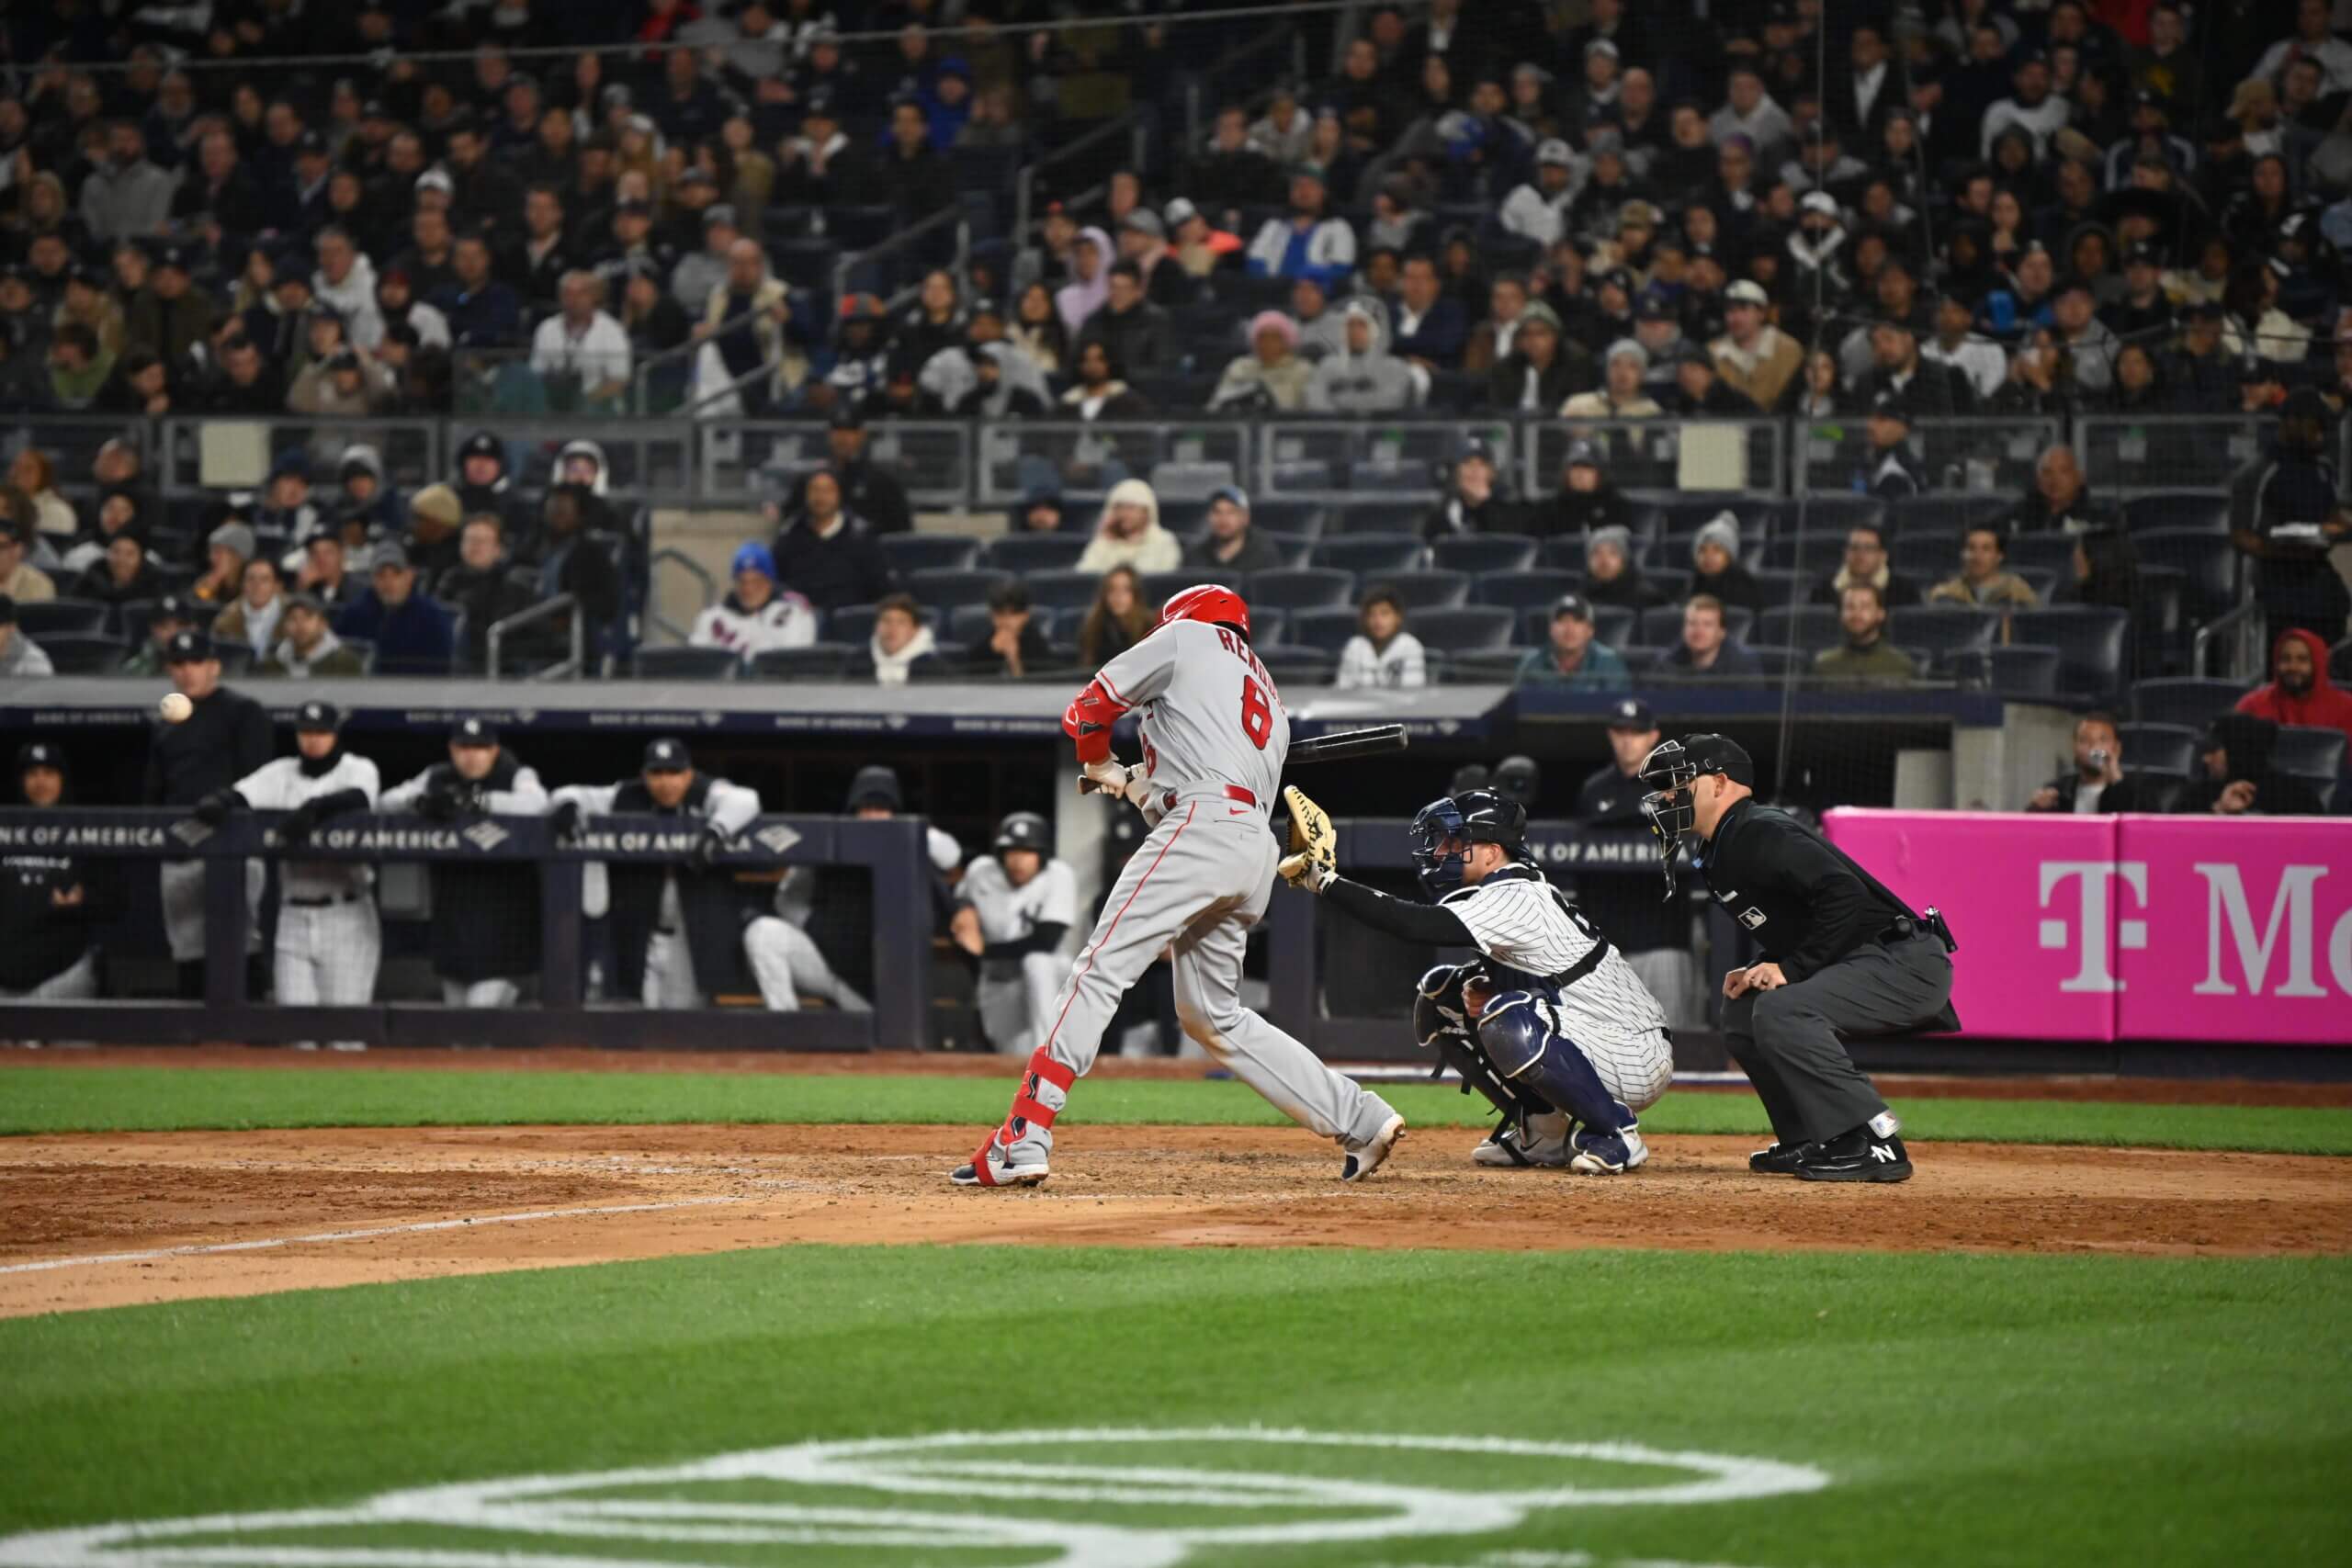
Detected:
[{"left": 1635, "top": 739, "right": 1701, "bottom": 900}]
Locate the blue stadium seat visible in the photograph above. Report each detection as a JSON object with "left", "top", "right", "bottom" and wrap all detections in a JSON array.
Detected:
[
  {"left": 1286, "top": 607, "right": 1362, "bottom": 654},
  {"left": 1775, "top": 495, "right": 1888, "bottom": 537},
  {"left": 1258, "top": 646, "right": 1338, "bottom": 685},
  {"left": 948, "top": 604, "right": 995, "bottom": 645},
  {"left": 2121, "top": 491, "right": 2231, "bottom": 535},
  {"left": 1246, "top": 568, "right": 1356, "bottom": 612},
  {"left": 905, "top": 567, "right": 1013, "bottom": 609},
  {"left": 1326, "top": 502, "right": 1431, "bottom": 536},
  {"left": 750, "top": 643, "right": 865, "bottom": 679},
  {"left": 1374, "top": 570, "right": 1472, "bottom": 610},
  {"left": 1024, "top": 570, "right": 1105, "bottom": 611},
  {"left": 1475, "top": 569, "right": 1581, "bottom": 611},
  {"left": 2009, "top": 608, "right": 2131, "bottom": 697},
  {"left": 1638, "top": 494, "right": 1773, "bottom": 537},
  {"left": 2131, "top": 528, "right": 2242, "bottom": 621},
  {"left": 2131, "top": 677, "right": 2247, "bottom": 728},
  {"left": 881, "top": 535, "right": 983, "bottom": 575},
  {"left": 1892, "top": 531, "right": 1958, "bottom": 583},
  {"left": 1891, "top": 608, "right": 2001, "bottom": 660},
  {"left": 1760, "top": 534, "right": 1851, "bottom": 575},
  {"left": 2273, "top": 725, "right": 2347, "bottom": 790},
  {"left": 1891, "top": 493, "right": 2012, "bottom": 537},
  {"left": 1251, "top": 502, "right": 1328, "bottom": 539},
  {"left": 1988, "top": 645, "right": 2063, "bottom": 698},
  {"left": 1139, "top": 571, "right": 1199, "bottom": 610},
  {"left": 2116, "top": 722, "right": 2199, "bottom": 777},
  {"left": 1248, "top": 606, "right": 1290, "bottom": 646},
  {"left": 632, "top": 647, "right": 742, "bottom": 680},
  {"left": 1430, "top": 534, "right": 1540, "bottom": 575},
  {"left": 1758, "top": 604, "right": 1844, "bottom": 653},
  {"left": 17, "top": 598, "right": 108, "bottom": 638},
  {"left": 2007, "top": 533, "right": 2080, "bottom": 579},
  {"left": 984, "top": 534, "right": 1090, "bottom": 574},
  {"left": 1409, "top": 606, "right": 1518, "bottom": 652},
  {"left": 827, "top": 603, "right": 938, "bottom": 646},
  {"left": 1310, "top": 535, "right": 1428, "bottom": 576},
  {"left": 33, "top": 633, "right": 124, "bottom": 674},
  {"left": 1447, "top": 648, "right": 1532, "bottom": 683}
]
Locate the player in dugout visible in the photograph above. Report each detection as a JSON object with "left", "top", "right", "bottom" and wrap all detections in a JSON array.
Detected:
[
  {"left": 1636, "top": 734, "right": 1959, "bottom": 1183},
  {"left": 1276, "top": 784, "right": 1673, "bottom": 1174}
]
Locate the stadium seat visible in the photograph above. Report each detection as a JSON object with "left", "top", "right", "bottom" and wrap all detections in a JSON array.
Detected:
[
  {"left": 17, "top": 598, "right": 107, "bottom": 638},
  {"left": 1246, "top": 568, "right": 1355, "bottom": 612},
  {"left": 632, "top": 647, "right": 741, "bottom": 681},
  {"left": 1247, "top": 606, "right": 1289, "bottom": 646},
  {"left": 1376, "top": 570, "right": 1472, "bottom": 611},
  {"left": 2272, "top": 725, "right": 2347, "bottom": 789},
  {"left": 1475, "top": 569, "right": 1582, "bottom": 611},
  {"left": 1447, "top": 648, "right": 1532, "bottom": 682},
  {"left": 1409, "top": 606, "right": 1517, "bottom": 652},
  {"left": 1251, "top": 502, "right": 1328, "bottom": 539},
  {"left": 1022, "top": 570, "right": 1104, "bottom": 611},
  {"left": 1139, "top": 571, "right": 1198, "bottom": 610},
  {"left": 827, "top": 604, "right": 938, "bottom": 646},
  {"left": 905, "top": 568, "right": 1013, "bottom": 609},
  {"left": 2009, "top": 608, "right": 2132, "bottom": 697},
  {"left": 1774, "top": 494, "right": 1887, "bottom": 537},
  {"left": 2130, "top": 528, "right": 2242, "bottom": 622},
  {"left": 1148, "top": 461, "right": 1237, "bottom": 501},
  {"left": 1891, "top": 493, "right": 2012, "bottom": 537},
  {"left": 1758, "top": 604, "right": 1844, "bottom": 654},
  {"left": 33, "top": 633, "right": 125, "bottom": 674},
  {"left": 2130, "top": 677, "right": 2247, "bottom": 728},
  {"left": 1760, "top": 534, "right": 1851, "bottom": 575},
  {"left": 2005, "top": 533, "right": 2079, "bottom": 580},
  {"left": 214, "top": 644, "right": 254, "bottom": 676},
  {"left": 1430, "top": 534, "right": 1540, "bottom": 575},
  {"left": 1327, "top": 501, "right": 1430, "bottom": 536},
  {"left": 1310, "top": 535, "right": 1428, "bottom": 576},
  {"left": 2121, "top": 491, "right": 2231, "bottom": 535},
  {"left": 1641, "top": 603, "right": 1755, "bottom": 645},
  {"left": 1642, "top": 494, "right": 1773, "bottom": 536},
  {"left": 880, "top": 536, "right": 983, "bottom": 575},
  {"left": 983, "top": 534, "right": 1090, "bottom": 574},
  {"left": 2116, "top": 723, "right": 2199, "bottom": 777},
  {"left": 1984, "top": 649, "right": 2060, "bottom": 700},
  {"left": 1891, "top": 531, "right": 1957, "bottom": 583},
  {"left": 947, "top": 604, "right": 994, "bottom": 645},
  {"left": 1891, "top": 608, "right": 2001, "bottom": 660},
  {"left": 1257, "top": 646, "right": 1338, "bottom": 685},
  {"left": 1285, "top": 607, "right": 1362, "bottom": 654}
]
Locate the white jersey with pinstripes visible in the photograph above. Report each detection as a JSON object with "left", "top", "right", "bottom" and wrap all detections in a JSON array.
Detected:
[
  {"left": 1096, "top": 618, "right": 1287, "bottom": 803},
  {"left": 234, "top": 754, "right": 381, "bottom": 900},
  {"left": 1442, "top": 867, "right": 1672, "bottom": 1102}
]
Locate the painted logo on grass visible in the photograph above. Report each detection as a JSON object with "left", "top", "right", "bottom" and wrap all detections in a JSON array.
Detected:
[{"left": 0, "top": 1427, "right": 1828, "bottom": 1568}]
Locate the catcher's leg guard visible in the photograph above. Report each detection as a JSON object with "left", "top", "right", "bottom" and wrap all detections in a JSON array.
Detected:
[
  {"left": 1479, "top": 992, "right": 1639, "bottom": 1135},
  {"left": 1416, "top": 966, "right": 1563, "bottom": 1162}
]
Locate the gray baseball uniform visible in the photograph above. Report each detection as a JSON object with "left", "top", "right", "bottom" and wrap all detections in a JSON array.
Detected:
[
  {"left": 959, "top": 852, "right": 1077, "bottom": 1053},
  {"left": 1041, "top": 619, "right": 1396, "bottom": 1145},
  {"left": 233, "top": 753, "right": 383, "bottom": 1027}
]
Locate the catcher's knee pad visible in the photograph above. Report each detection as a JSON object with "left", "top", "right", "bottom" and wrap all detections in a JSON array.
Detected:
[
  {"left": 1476, "top": 990, "right": 1550, "bottom": 1077},
  {"left": 1412, "top": 963, "right": 1473, "bottom": 1048}
]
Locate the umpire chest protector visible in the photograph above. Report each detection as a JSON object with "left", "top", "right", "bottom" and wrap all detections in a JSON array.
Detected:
[
  {"left": 423, "top": 750, "right": 538, "bottom": 983},
  {"left": 606, "top": 773, "right": 758, "bottom": 998}
]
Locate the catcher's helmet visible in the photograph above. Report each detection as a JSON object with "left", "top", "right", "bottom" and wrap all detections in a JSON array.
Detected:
[
  {"left": 1408, "top": 787, "right": 1527, "bottom": 897},
  {"left": 993, "top": 810, "right": 1049, "bottom": 856},
  {"left": 1158, "top": 582, "right": 1251, "bottom": 640}
]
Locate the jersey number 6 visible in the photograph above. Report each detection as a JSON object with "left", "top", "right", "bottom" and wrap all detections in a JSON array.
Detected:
[{"left": 1238, "top": 675, "right": 1272, "bottom": 750}]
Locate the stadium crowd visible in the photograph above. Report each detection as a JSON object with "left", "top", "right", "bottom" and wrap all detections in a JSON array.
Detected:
[{"left": 0, "top": 4, "right": 2346, "bottom": 728}]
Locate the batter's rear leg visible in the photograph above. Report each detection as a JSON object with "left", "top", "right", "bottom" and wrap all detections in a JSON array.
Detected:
[{"left": 1170, "top": 909, "right": 1404, "bottom": 1180}]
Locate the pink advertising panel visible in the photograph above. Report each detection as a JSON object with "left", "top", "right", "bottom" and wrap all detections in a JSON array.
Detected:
[{"left": 1819, "top": 810, "right": 2352, "bottom": 1045}]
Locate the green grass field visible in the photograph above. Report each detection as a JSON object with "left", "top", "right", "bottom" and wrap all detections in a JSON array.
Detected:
[
  {"left": 6, "top": 1065, "right": 2351, "bottom": 1153},
  {"left": 2, "top": 1066, "right": 2346, "bottom": 1568}
]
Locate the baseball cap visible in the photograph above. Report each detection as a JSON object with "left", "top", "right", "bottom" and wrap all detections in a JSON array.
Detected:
[
  {"left": 1207, "top": 483, "right": 1250, "bottom": 512},
  {"left": 1163, "top": 197, "right": 1200, "bottom": 229},
  {"left": 1517, "top": 300, "right": 1563, "bottom": 333},
  {"left": 1634, "top": 295, "right": 1675, "bottom": 322},
  {"left": 294, "top": 699, "right": 342, "bottom": 732},
  {"left": 17, "top": 741, "right": 62, "bottom": 772},
  {"left": 1456, "top": 434, "right": 1498, "bottom": 467},
  {"left": 1121, "top": 209, "right": 1165, "bottom": 239},
  {"left": 451, "top": 716, "right": 499, "bottom": 747},
  {"left": 460, "top": 430, "right": 503, "bottom": 464},
  {"left": 152, "top": 593, "right": 193, "bottom": 626},
  {"left": 845, "top": 763, "right": 902, "bottom": 811},
  {"left": 704, "top": 203, "right": 739, "bottom": 230},
  {"left": 164, "top": 630, "right": 214, "bottom": 664},
  {"left": 1606, "top": 697, "right": 1657, "bottom": 731},
  {"left": 830, "top": 403, "right": 866, "bottom": 431},
  {"left": 372, "top": 542, "right": 413, "bottom": 571},
  {"left": 642, "top": 737, "right": 691, "bottom": 773},
  {"left": 1724, "top": 279, "right": 1769, "bottom": 306},
  {"left": 415, "top": 169, "right": 455, "bottom": 195},
  {"left": 1676, "top": 732, "right": 1755, "bottom": 787},
  {"left": 1536, "top": 138, "right": 1575, "bottom": 168},
  {"left": 1800, "top": 190, "right": 1839, "bottom": 218},
  {"left": 1551, "top": 592, "right": 1594, "bottom": 623},
  {"left": 1564, "top": 438, "right": 1601, "bottom": 468},
  {"left": 284, "top": 592, "right": 327, "bottom": 616},
  {"left": 2125, "top": 241, "right": 2161, "bottom": 266},
  {"left": 1869, "top": 387, "right": 1914, "bottom": 422}
]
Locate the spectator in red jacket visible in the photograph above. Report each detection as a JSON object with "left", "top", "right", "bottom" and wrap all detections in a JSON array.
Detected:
[{"left": 2236, "top": 628, "right": 2352, "bottom": 746}]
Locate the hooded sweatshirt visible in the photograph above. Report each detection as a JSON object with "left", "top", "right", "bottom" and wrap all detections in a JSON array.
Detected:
[
  {"left": 1305, "top": 305, "right": 1417, "bottom": 413},
  {"left": 311, "top": 253, "right": 385, "bottom": 349},
  {"left": 922, "top": 341, "right": 1050, "bottom": 418},
  {"left": 869, "top": 622, "right": 938, "bottom": 686},
  {"left": 2235, "top": 628, "right": 2352, "bottom": 745},
  {"left": 1076, "top": 479, "right": 1182, "bottom": 574},
  {"left": 1055, "top": 229, "right": 1114, "bottom": 336}
]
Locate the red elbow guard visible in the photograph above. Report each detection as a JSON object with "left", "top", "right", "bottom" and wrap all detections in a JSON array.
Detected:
[{"left": 1062, "top": 676, "right": 1127, "bottom": 764}]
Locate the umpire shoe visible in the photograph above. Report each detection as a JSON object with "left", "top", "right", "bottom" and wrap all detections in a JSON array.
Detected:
[
  {"left": 1793, "top": 1125, "right": 1913, "bottom": 1183},
  {"left": 1748, "top": 1142, "right": 1807, "bottom": 1175},
  {"left": 1474, "top": 1111, "right": 1570, "bottom": 1168},
  {"left": 1567, "top": 1125, "right": 1649, "bottom": 1176},
  {"left": 1340, "top": 1111, "right": 1408, "bottom": 1181}
]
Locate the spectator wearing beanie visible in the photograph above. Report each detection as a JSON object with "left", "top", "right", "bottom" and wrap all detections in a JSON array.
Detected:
[
  {"left": 690, "top": 540, "right": 819, "bottom": 661},
  {"left": 1583, "top": 524, "right": 1667, "bottom": 611},
  {"left": 1209, "top": 310, "right": 1312, "bottom": 411},
  {"left": 1690, "top": 512, "right": 1767, "bottom": 615}
]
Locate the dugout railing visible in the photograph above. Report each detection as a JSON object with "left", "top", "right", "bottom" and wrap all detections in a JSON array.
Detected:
[{"left": 0, "top": 807, "right": 933, "bottom": 1051}]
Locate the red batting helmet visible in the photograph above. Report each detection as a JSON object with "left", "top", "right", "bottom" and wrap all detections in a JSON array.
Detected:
[{"left": 1157, "top": 583, "right": 1251, "bottom": 639}]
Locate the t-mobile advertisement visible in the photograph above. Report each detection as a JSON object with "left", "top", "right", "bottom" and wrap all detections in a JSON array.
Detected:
[{"left": 1821, "top": 810, "right": 2352, "bottom": 1044}]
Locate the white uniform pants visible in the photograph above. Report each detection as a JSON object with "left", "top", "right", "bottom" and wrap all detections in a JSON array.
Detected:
[
  {"left": 743, "top": 916, "right": 872, "bottom": 1012},
  {"left": 159, "top": 859, "right": 265, "bottom": 963},
  {"left": 273, "top": 898, "right": 381, "bottom": 1006},
  {"left": 1624, "top": 948, "right": 1702, "bottom": 1035},
  {"left": 2, "top": 951, "right": 98, "bottom": 1001},
  {"left": 442, "top": 978, "right": 524, "bottom": 1007},
  {"left": 641, "top": 930, "right": 703, "bottom": 1009},
  {"left": 975, "top": 950, "right": 1069, "bottom": 1053},
  {"left": 1043, "top": 791, "right": 1396, "bottom": 1145}
]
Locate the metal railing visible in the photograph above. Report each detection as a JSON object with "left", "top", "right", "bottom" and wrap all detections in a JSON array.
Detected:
[
  {"left": 646, "top": 548, "right": 716, "bottom": 646},
  {"left": 1794, "top": 415, "right": 2059, "bottom": 497},
  {"left": 628, "top": 295, "right": 785, "bottom": 417},
  {"left": 485, "top": 592, "right": 582, "bottom": 682},
  {"left": 1012, "top": 110, "right": 1153, "bottom": 243},
  {"left": 831, "top": 207, "right": 971, "bottom": 306},
  {"left": 2075, "top": 413, "right": 2274, "bottom": 497}
]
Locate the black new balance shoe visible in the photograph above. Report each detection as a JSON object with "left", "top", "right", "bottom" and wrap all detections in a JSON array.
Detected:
[
  {"left": 1748, "top": 1142, "right": 1807, "bottom": 1175},
  {"left": 1794, "top": 1126, "right": 1912, "bottom": 1183}
]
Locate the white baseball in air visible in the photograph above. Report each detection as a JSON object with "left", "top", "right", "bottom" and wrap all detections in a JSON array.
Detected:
[{"left": 158, "top": 692, "right": 194, "bottom": 724}]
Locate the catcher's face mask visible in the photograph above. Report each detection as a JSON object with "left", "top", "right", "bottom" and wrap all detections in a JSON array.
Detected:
[
  {"left": 1409, "top": 797, "right": 1472, "bottom": 897},
  {"left": 1635, "top": 739, "right": 1702, "bottom": 900}
]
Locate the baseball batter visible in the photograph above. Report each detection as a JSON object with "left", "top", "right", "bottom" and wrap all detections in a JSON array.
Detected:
[
  {"left": 952, "top": 811, "right": 1077, "bottom": 1054},
  {"left": 1279, "top": 785, "right": 1672, "bottom": 1172},
  {"left": 195, "top": 700, "right": 381, "bottom": 1044},
  {"left": 955, "top": 585, "right": 1405, "bottom": 1187}
]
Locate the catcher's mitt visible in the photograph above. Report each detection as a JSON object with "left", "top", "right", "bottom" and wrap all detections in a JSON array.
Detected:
[{"left": 1278, "top": 785, "right": 1337, "bottom": 892}]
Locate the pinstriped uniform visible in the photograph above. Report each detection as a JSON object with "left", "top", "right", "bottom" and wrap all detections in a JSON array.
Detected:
[
  {"left": 233, "top": 754, "right": 383, "bottom": 1014},
  {"left": 1442, "top": 869, "right": 1674, "bottom": 1110}
]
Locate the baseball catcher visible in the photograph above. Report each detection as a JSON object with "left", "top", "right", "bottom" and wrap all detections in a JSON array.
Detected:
[{"left": 1279, "top": 784, "right": 1673, "bottom": 1172}]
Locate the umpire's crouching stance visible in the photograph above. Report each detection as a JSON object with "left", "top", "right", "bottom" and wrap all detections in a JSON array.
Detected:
[{"left": 1637, "top": 735, "right": 1959, "bottom": 1183}]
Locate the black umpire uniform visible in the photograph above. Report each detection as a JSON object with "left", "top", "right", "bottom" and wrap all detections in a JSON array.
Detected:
[
  {"left": 1641, "top": 734, "right": 1959, "bottom": 1182},
  {"left": 2231, "top": 389, "right": 2351, "bottom": 654},
  {"left": 142, "top": 631, "right": 274, "bottom": 997}
]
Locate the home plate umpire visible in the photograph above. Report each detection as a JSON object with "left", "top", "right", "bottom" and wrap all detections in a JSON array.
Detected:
[{"left": 1637, "top": 734, "right": 1960, "bottom": 1183}]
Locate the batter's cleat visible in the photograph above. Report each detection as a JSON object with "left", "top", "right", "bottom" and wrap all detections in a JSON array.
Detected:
[
  {"left": 1794, "top": 1125, "right": 1912, "bottom": 1183},
  {"left": 1748, "top": 1141, "right": 1807, "bottom": 1175},
  {"left": 1340, "top": 1112, "right": 1407, "bottom": 1182},
  {"left": 1567, "top": 1125, "right": 1649, "bottom": 1175},
  {"left": 1473, "top": 1111, "right": 1570, "bottom": 1168},
  {"left": 949, "top": 1132, "right": 1050, "bottom": 1188}
]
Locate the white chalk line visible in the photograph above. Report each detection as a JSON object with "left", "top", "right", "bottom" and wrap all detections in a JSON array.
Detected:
[{"left": 0, "top": 1197, "right": 752, "bottom": 1276}]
